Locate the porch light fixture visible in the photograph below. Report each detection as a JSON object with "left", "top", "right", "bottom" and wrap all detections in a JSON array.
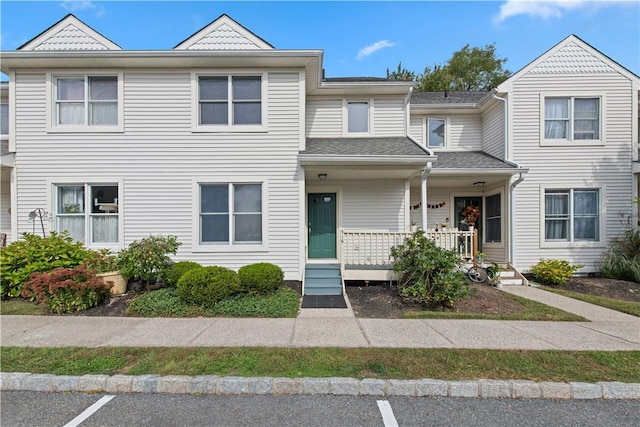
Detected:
[
  {"left": 318, "top": 173, "right": 327, "bottom": 181},
  {"left": 473, "top": 181, "right": 485, "bottom": 188}
]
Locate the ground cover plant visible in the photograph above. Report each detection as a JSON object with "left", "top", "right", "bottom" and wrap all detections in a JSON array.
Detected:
[{"left": 2, "top": 347, "right": 638, "bottom": 383}]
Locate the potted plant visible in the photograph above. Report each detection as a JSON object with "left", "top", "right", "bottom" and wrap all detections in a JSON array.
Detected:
[
  {"left": 116, "top": 235, "right": 181, "bottom": 292},
  {"left": 461, "top": 205, "right": 480, "bottom": 232},
  {"left": 476, "top": 252, "right": 487, "bottom": 266},
  {"left": 410, "top": 221, "right": 418, "bottom": 232},
  {"left": 84, "top": 249, "right": 127, "bottom": 295}
]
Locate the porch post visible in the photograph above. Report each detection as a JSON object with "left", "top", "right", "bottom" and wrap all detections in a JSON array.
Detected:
[{"left": 421, "top": 162, "right": 431, "bottom": 229}]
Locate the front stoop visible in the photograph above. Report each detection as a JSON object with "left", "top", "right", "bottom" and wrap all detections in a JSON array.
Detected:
[{"left": 304, "top": 264, "right": 343, "bottom": 296}]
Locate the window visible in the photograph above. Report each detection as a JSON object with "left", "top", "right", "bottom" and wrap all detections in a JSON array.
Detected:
[
  {"left": 55, "top": 76, "right": 118, "bottom": 126},
  {"left": 485, "top": 194, "right": 501, "bottom": 243},
  {"left": 545, "top": 189, "right": 599, "bottom": 241},
  {"left": 56, "top": 183, "right": 119, "bottom": 245},
  {"left": 0, "top": 103, "right": 8, "bottom": 135},
  {"left": 347, "top": 101, "right": 369, "bottom": 133},
  {"left": 200, "top": 183, "right": 262, "bottom": 244},
  {"left": 544, "top": 97, "right": 600, "bottom": 140},
  {"left": 199, "top": 76, "right": 262, "bottom": 126},
  {"left": 427, "top": 118, "right": 445, "bottom": 147}
]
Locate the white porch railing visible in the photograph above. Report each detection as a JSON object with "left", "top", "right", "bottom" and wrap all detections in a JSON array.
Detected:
[{"left": 341, "top": 228, "right": 476, "bottom": 266}]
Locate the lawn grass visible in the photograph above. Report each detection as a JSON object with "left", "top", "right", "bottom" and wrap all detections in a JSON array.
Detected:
[
  {"left": 403, "top": 291, "right": 587, "bottom": 321},
  {"left": 0, "top": 299, "right": 46, "bottom": 315},
  {"left": 542, "top": 286, "right": 640, "bottom": 317},
  {"left": 1, "top": 347, "right": 638, "bottom": 383}
]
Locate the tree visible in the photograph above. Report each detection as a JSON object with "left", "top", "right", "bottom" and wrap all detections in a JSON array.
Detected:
[
  {"left": 415, "top": 43, "right": 511, "bottom": 92},
  {"left": 386, "top": 61, "right": 415, "bottom": 81}
]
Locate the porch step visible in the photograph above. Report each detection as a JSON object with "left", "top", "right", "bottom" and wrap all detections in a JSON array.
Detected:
[
  {"left": 497, "top": 268, "right": 524, "bottom": 286},
  {"left": 304, "top": 264, "right": 343, "bottom": 296}
]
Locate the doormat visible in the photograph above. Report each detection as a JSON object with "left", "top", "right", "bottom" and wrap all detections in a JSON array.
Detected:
[{"left": 301, "top": 294, "right": 347, "bottom": 309}]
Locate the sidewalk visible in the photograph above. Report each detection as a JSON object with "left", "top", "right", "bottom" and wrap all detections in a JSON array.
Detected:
[
  {"left": 2, "top": 286, "right": 640, "bottom": 400},
  {"left": 2, "top": 287, "right": 639, "bottom": 350}
]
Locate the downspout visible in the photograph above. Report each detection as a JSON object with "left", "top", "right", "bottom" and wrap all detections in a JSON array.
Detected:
[{"left": 509, "top": 173, "right": 525, "bottom": 267}]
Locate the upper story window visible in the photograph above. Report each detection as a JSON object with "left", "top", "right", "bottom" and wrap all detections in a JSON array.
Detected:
[
  {"left": 347, "top": 101, "right": 369, "bottom": 133},
  {"left": 55, "top": 183, "right": 120, "bottom": 247},
  {"left": 198, "top": 75, "right": 263, "bottom": 127},
  {"left": 0, "top": 103, "right": 7, "bottom": 135},
  {"left": 427, "top": 118, "right": 445, "bottom": 147},
  {"left": 48, "top": 72, "right": 123, "bottom": 132},
  {"left": 55, "top": 76, "right": 118, "bottom": 126},
  {"left": 544, "top": 97, "right": 600, "bottom": 141}
]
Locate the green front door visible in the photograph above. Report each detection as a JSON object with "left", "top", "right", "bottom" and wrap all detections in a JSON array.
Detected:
[{"left": 308, "top": 193, "right": 337, "bottom": 258}]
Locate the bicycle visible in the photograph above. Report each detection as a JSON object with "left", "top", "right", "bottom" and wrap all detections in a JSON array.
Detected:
[{"left": 458, "top": 260, "right": 488, "bottom": 283}]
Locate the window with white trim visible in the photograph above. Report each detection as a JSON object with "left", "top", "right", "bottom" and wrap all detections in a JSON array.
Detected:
[
  {"left": 544, "top": 97, "right": 600, "bottom": 140},
  {"left": 545, "top": 189, "right": 599, "bottom": 241},
  {"left": 1, "top": 103, "right": 8, "bottom": 135},
  {"left": 485, "top": 193, "right": 501, "bottom": 243},
  {"left": 198, "top": 76, "right": 262, "bottom": 126},
  {"left": 56, "top": 184, "right": 119, "bottom": 245},
  {"left": 54, "top": 76, "right": 118, "bottom": 126},
  {"left": 200, "top": 183, "right": 262, "bottom": 244},
  {"left": 427, "top": 118, "right": 445, "bottom": 147},
  {"left": 347, "top": 101, "right": 369, "bottom": 133}
]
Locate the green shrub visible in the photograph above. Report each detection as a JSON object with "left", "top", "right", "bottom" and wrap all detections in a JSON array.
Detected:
[
  {"left": 20, "top": 265, "right": 111, "bottom": 314},
  {"left": 390, "top": 230, "right": 469, "bottom": 308},
  {"left": 212, "top": 287, "right": 299, "bottom": 317},
  {"left": 126, "top": 288, "right": 187, "bottom": 317},
  {"left": 116, "top": 235, "right": 181, "bottom": 287},
  {"left": 176, "top": 266, "right": 241, "bottom": 307},
  {"left": 0, "top": 232, "right": 91, "bottom": 298},
  {"left": 530, "top": 259, "right": 583, "bottom": 285},
  {"left": 600, "top": 228, "right": 640, "bottom": 283},
  {"left": 164, "top": 261, "right": 203, "bottom": 288},
  {"left": 238, "top": 263, "right": 284, "bottom": 295},
  {"left": 83, "top": 249, "right": 118, "bottom": 273}
]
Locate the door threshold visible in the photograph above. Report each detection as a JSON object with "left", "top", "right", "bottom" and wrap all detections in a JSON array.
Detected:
[{"left": 306, "top": 259, "right": 339, "bottom": 264}]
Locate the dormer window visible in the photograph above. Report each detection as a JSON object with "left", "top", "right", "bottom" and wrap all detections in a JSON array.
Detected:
[
  {"left": 427, "top": 118, "right": 446, "bottom": 147},
  {"left": 347, "top": 101, "right": 369, "bottom": 133}
]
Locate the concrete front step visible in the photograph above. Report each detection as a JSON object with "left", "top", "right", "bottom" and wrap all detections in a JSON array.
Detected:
[
  {"left": 305, "top": 269, "right": 342, "bottom": 279},
  {"left": 305, "top": 264, "right": 343, "bottom": 296}
]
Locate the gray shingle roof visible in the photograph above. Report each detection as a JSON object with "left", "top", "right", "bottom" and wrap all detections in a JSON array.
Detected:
[
  {"left": 323, "top": 77, "right": 391, "bottom": 83},
  {"left": 411, "top": 91, "right": 490, "bottom": 105},
  {"left": 302, "top": 137, "right": 430, "bottom": 157},
  {"left": 431, "top": 151, "right": 517, "bottom": 169}
]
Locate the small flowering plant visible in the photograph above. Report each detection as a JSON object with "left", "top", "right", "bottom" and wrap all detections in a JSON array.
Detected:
[{"left": 461, "top": 205, "right": 480, "bottom": 226}]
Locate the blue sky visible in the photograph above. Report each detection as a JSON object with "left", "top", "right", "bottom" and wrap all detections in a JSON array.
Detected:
[{"left": 1, "top": 1, "right": 639, "bottom": 78}]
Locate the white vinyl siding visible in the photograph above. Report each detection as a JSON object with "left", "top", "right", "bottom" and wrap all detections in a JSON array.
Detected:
[
  {"left": 306, "top": 98, "right": 342, "bottom": 137},
  {"left": 409, "top": 116, "right": 423, "bottom": 144},
  {"left": 373, "top": 98, "right": 405, "bottom": 136},
  {"left": 12, "top": 70, "right": 302, "bottom": 279},
  {"left": 342, "top": 180, "right": 405, "bottom": 230},
  {"left": 511, "top": 72, "right": 632, "bottom": 272},
  {"left": 411, "top": 114, "right": 483, "bottom": 150},
  {"left": 482, "top": 101, "right": 505, "bottom": 159}
]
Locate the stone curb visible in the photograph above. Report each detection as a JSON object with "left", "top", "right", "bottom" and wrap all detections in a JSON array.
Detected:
[{"left": 2, "top": 373, "right": 639, "bottom": 400}]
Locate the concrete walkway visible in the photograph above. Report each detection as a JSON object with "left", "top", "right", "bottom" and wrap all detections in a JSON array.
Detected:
[{"left": 2, "top": 287, "right": 638, "bottom": 350}]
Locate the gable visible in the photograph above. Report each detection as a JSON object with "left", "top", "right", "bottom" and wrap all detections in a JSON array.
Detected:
[
  {"left": 174, "top": 14, "right": 274, "bottom": 50},
  {"left": 529, "top": 41, "right": 615, "bottom": 74},
  {"left": 18, "top": 14, "right": 120, "bottom": 51}
]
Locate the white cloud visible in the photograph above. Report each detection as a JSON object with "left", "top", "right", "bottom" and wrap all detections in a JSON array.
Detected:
[
  {"left": 356, "top": 40, "right": 396, "bottom": 60},
  {"left": 60, "top": 1, "right": 105, "bottom": 17},
  {"left": 494, "top": 0, "right": 630, "bottom": 23}
]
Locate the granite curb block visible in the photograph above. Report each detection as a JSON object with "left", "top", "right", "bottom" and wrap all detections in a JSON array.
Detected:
[{"left": 2, "top": 373, "right": 640, "bottom": 400}]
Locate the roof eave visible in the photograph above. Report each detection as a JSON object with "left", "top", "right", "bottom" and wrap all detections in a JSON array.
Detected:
[
  {"left": 430, "top": 168, "right": 529, "bottom": 175},
  {"left": 299, "top": 154, "right": 433, "bottom": 165}
]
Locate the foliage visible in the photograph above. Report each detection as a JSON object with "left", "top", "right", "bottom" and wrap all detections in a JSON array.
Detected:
[
  {"left": 176, "top": 266, "right": 241, "bottom": 307},
  {"left": 83, "top": 249, "right": 118, "bottom": 273},
  {"left": 116, "top": 235, "right": 181, "bottom": 286},
  {"left": 238, "top": 263, "right": 284, "bottom": 295},
  {"left": 390, "top": 230, "right": 470, "bottom": 308},
  {"left": 530, "top": 259, "right": 583, "bottom": 286},
  {"left": 20, "top": 265, "right": 111, "bottom": 314},
  {"left": 600, "top": 227, "right": 640, "bottom": 283},
  {"left": 164, "top": 261, "right": 203, "bottom": 288},
  {"left": 386, "top": 61, "right": 415, "bottom": 81},
  {"left": 415, "top": 43, "right": 511, "bottom": 92},
  {"left": 126, "top": 288, "right": 187, "bottom": 317},
  {"left": 0, "top": 232, "right": 91, "bottom": 298},
  {"left": 209, "top": 287, "right": 299, "bottom": 318}
]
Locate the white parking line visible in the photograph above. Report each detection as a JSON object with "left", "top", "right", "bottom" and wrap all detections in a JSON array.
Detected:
[
  {"left": 63, "top": 395, "right": 115, "bottom": 427},
  {"left": 377, "top": 399, "right": 399, "bottom": 427}
]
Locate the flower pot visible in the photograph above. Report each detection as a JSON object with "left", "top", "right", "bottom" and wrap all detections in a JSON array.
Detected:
[
  {"left": 410, "top": 225, "right": 418, "bottom": 232},
  {"left": 468, "top": 225, "right": 474, "bottom": 232},
  {"left": 97, "top": 271, "right": 127, "bottom": 295}
]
